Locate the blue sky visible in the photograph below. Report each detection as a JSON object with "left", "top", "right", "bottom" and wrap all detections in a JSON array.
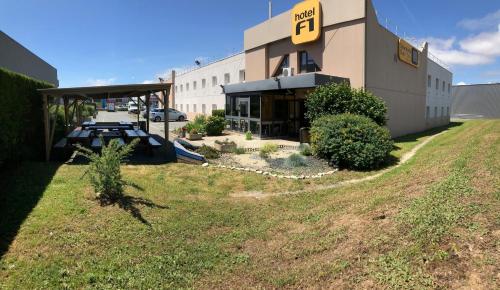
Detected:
[{"left": 1, "top": 0, "right": 499, "bottom": 87}]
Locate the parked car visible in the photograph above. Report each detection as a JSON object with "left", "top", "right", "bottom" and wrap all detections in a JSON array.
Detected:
[
  {"left": 149, "top": 108, "right": 187, "bottom": 122},
  {"left": 141, "top": 107, "right": 159, "bottom": 118},
  {"left": 116, "top": 104, "right": 128, "bottom": 111},
  {"left": 128, "top": 105, "right": 139, "bottom": 114},
  {"left": 106, "top": 103, "right": 116, "bottom": 112}
]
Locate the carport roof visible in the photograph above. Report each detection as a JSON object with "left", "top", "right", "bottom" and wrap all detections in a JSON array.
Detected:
[{"left": 38, "top": 82, "right": 172, "bottom": 99}]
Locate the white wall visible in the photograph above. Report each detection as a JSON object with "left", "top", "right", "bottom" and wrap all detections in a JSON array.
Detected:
[
  {"left": 174, "top": 53, "right": 245, "bottom": 118},
  {"left": 425, "top": 59, "right": 453, "bottom": 128}
]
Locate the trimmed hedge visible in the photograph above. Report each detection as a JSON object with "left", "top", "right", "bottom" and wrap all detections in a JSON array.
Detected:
[
  {"left": 305, "top": 82, "right": 387, "bottom": 126},
  {"left": 211, "top": 109, "right": 225, "bottom": 118},
  {"left": 0, "top": 68, "right": 53, "bottom": 166},
  {"left": 310, "top": 114, "right": 393, "bottom": 170}
]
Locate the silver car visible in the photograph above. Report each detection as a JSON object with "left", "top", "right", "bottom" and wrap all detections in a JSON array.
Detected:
[{"left": 149, "top": 108, "right": 187, "bottom": 122}]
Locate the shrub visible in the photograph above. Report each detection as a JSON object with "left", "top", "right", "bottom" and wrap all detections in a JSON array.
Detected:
[
  {"left": 186, "top": 115, "right": 207, "bottom": 134},
  {"left": 310, "top": 114, "right": 393, "bottom": 170},
  {"left": 245, "top": 131, "right": 253, "bottom": 140},
  {"left": 205, "top": 115, "right": 226, "bottom": 136},
  {"left": 259, "top": 143, "right": 278, "bottom": 159},
  {"left": 196, "top": 145, "right": 220, "bottom": 159},
  {"left": 284, "top": 153, "right": 306, "bottom": 168},
  {"left": 212, "top": 109, "right": 225, "bottom": 118},
  {"left": 299, "top": 143, "right": 312, "bottom": 156},
  {"left": 0, "top": 68, "right": 54, "bottom": 166},
  {"left": 76, "top": 137, "right": 139, "bottom": 203},
  {"left": 305, "top": 82, "right": 387, "bottom": 126}
]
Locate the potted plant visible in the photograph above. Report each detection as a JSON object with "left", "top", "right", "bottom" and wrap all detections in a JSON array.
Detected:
[
  {"left": 187, "top": 128, "right": 202, "bottom": 141},
  {"left": 214, "top": 138, "right": 237, "bottom": 153},
  {"left": 180, "top": 127, "right": 187, "bottom": 138}
]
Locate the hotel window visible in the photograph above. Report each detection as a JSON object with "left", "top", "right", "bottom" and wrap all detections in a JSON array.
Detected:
[
  {"left": 299, "top": 51, "right": 321, "bottom": 73},
  {"left": 273, "top": 54, "right": 290, "bottom": 77},
  {"left": 426, "top": 106, "right": 430, "bottom": 119},
  {"left": 427, "top": 75, "right": 431, "bottom": 87},
  {"left": 186, "top": 83, "right": 189, "bottom": 91},
  {"left": 224, "top": 73, "right": 230, "bottom": 84},
  {"left": 193, "top": 104, "right": 197, "bottom": 113},
  {"left": 441, "top": 107, "right": 444, "bottom": 117},
  {"left": 442, "top": 81, "right": 445, "bottom": 92},
  {"left": 180, "top": 84, "right": 183, "bottom": 92},
  {"left": 212, "top": 76, "right": 217, "bottom": 87},
  {"left": 447, "top": 107, "right": 450, "bottom": 116},
  {"left": 175, "top": 104, "right": 178, "bottom": 110},
  {"left": 239, "top": 70, "right": 245, "bottom": 82},
  {"left": 202, "top": 104, "right": 206, "bottom": 114},
  {"left": 448, "top": 83, "right": 451, "bottom": 93},
  {"left": 193, "top": 81, "right": 197, "bottom": 90},
  {"left": 175, "top": 86, "right": 178, "bottom": 93},
  {"left": 212, "top": 104, "right": 217, "bottom": 112},
  {"left": 180, "top": 104, "right": 183, "bottom": 111},
  {"left": 435, "top": 78, "right": 439, "bottom": 90},
  {"left": 202, "top": 78, "right": 206, "bottom": 89},
  {"left": 434, "top": 106, "right": 438, "bottom": 118},
  {"left": 186, "top": 104, "right": 190, "bottom": 112}
]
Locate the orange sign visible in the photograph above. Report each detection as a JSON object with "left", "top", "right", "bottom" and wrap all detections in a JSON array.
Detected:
[
  {"left": 398, "top": 39, "right": 419, "bottom": 67},
  {"left": 291, "top": 0, "right": 322, "bottom": 45}
]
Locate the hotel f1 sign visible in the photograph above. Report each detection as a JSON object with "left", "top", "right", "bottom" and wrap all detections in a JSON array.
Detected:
[
  {"left": 291, "top": 0, "right": 322, "bottom": 45},
  {"left": 398, "top": 39, "right": 419, "bottom": 67}
]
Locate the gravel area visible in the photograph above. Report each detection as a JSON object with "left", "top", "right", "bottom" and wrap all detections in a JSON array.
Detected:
[{"left": 211, "top": 149, "right": 333, "bottom": 176}]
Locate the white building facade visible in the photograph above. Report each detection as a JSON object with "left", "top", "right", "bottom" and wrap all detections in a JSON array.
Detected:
[
  {"left": 173, "top": 52, "right": 245, "bottom": 119},
  {"left": 425, "top": 58, "right": 453, "bottom": 129}
]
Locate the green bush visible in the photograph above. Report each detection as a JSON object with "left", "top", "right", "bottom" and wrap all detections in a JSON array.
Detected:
[
  {"left": 310, "top": 114, "right": 393, "bottom": 170},
  {"left": 259, "top": 143, "right": 278, "bottom": 159},
  {"left": 305, "top": 82, "right": 387, "bottom": 126},
  {"left": 284, "top": 153, "right": 306, "bottom": 167},
  {"left": 0, "top": 68, "right": 54, "bottom": 166},
  {"left": 205, "top": 116, "right": 226, "bottom": 136},
  {"left": 76, "top": 137, "right": 139, "bottom": 203},
  {"left": 211, "top": 109, "right": 225, "bottom": 118},
  {"left": 185, "top": 115, "right": 207, "bottom": 135},
  {"left": 196, "top": 145, "right": 220, "bottom": 159},
  {"left": 299, "top": 143, "right": 312, "bottom": 156},
  {"left": 245, "top": 131, "right": 253, "bottom": 140}
]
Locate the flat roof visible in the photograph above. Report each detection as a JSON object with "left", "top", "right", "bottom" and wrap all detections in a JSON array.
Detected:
[
  {"left": 223, "top": 73, "right": 348, "bottom": 94},
  {"left": 38, "top": 82, "right": 171, "bottom": 99}
]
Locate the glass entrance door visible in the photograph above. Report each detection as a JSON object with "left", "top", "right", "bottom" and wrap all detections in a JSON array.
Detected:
[{"left": 238, "top": 98, "right": 249, "bottom": 118}]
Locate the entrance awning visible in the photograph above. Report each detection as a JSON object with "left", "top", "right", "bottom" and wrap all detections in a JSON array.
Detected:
[{"left": 223, "top": 73, "right": 348, "bottom": 94}]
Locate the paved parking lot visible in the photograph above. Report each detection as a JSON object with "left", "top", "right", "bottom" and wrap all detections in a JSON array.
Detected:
[{"left": 95, "top": 111, "right": 187, "bottom": 136}]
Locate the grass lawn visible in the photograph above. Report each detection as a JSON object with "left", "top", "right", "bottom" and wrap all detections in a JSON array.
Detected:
[{"left": 0, "top": 120, "right": 499, "bottom": 289}]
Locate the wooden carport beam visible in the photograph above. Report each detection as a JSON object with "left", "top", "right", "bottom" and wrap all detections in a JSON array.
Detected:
[
  {"left": 163, "top": 89, "right": 169, "bottom": 145},
  {"left": 43, "top": 94, "right": 50, "bottom": 162}
]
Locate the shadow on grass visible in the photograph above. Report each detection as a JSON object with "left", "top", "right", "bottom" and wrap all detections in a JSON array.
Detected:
[
  {"left": 0, "top": 162, "right": 61, "bottom": 259},
  {"left": 98, "top": 183, "right": 169, "bottom": 226}
]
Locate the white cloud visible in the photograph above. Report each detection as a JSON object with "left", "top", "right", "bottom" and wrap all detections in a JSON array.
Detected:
[
  {"left": 460, "top": 24, "right": 500, "bottom": 57},
  {"left": 458, "top": 10, "right": 500, "bottom": 31},
  {"left": 86, "top": 77, "right": 116, "bottom": 86},
  {"left": 456, "top": 81, "right": 468, "bottom": 86},
  {"left": 142, "top": 80, "right": 154, "bottom": 84},
  {"left": 420, "top": 37, "right": 493, "bottom": 66}
]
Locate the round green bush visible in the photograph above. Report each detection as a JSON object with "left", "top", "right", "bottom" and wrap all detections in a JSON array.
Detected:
[
  {"left": 205, "top": 116, "right": 226, "bottom": 136},
  {"left": 310, "top": 114, "right": 393, "bottom": 170},
  {"left": 305, "top": 82, "right": 387, "bottom": 126}
]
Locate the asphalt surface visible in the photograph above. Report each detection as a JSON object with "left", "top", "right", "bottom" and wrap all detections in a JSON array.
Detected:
[{"left": 95, "top": 110, "right": 187, "bottom": 136}]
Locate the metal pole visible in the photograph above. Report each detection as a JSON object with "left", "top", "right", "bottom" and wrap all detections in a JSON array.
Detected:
[
  {"left": 146, "top": 92, "right": 150, "bottom": 133},
  {"left": 163, "top": 89, "right": 169, "bottom": 145},
  {"left": 137, "top": 96, "right": 140, "bottom": 129}
]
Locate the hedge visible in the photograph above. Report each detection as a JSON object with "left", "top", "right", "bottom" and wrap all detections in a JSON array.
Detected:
[
  {"left": 0, "top": 68, "right": 54, "bottom": 166},
  {"left": 310, "top": 114, "right": 393, "bottom": 170},
  {"left": 211, "top": 109, "right": 225, "bottom": 118},
  {"left": 305, "top": 82, "right": 388, "bottom": 126}
]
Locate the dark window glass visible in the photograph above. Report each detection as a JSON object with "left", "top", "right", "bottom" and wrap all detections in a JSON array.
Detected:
[
  {"left": 299, "top": 51, "right": 321, "bottom": 73},
  {"left": 250, "top": 96, "right": 260, "bottom": 118},
  {"left": 273, "top": 55, "right": 290, "bottom": 77},
  {"left": 225, "top": 95, "right": 230, "bottom": 115},
  {"left": 411, "top": 48, "right": 419, "bottom": 66},
  {"left": 231, "top": 96, "right": 238, "bottom": 116},
  {"left": 239, "top": 99, "right": 249, "bottom": 118}
]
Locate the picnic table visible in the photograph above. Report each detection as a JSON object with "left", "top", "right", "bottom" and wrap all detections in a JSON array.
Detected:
[{"left": 67, "top": 129, "right": 92, "bottom": 142}]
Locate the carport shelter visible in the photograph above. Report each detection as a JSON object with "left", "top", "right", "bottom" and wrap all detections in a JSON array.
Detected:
[{"left": 38, "top": 83, "right": 172, "bottom": 161}]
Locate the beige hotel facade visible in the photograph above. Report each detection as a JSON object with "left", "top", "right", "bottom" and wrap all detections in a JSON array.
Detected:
[{"left": 171, "top": 0, "right": 451, "bottom": 138}]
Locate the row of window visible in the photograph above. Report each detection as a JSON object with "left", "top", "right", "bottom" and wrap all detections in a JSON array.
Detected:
[
  {"left": 426, "top": 106, "right": 450, "bottom": 119},
  {"left": 428, "top": 74, "right": 451, "bottom": 94},
  {"left": 175, "top": 70, "right": 245, "bottom": 94},
  {"left": 175, "top": 103, "right": 218, "bottom": 114}
]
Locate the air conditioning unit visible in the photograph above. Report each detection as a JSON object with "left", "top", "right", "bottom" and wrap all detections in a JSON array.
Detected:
[{"left": 282, "top": 67, "right": 293, "bottom": 77}]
